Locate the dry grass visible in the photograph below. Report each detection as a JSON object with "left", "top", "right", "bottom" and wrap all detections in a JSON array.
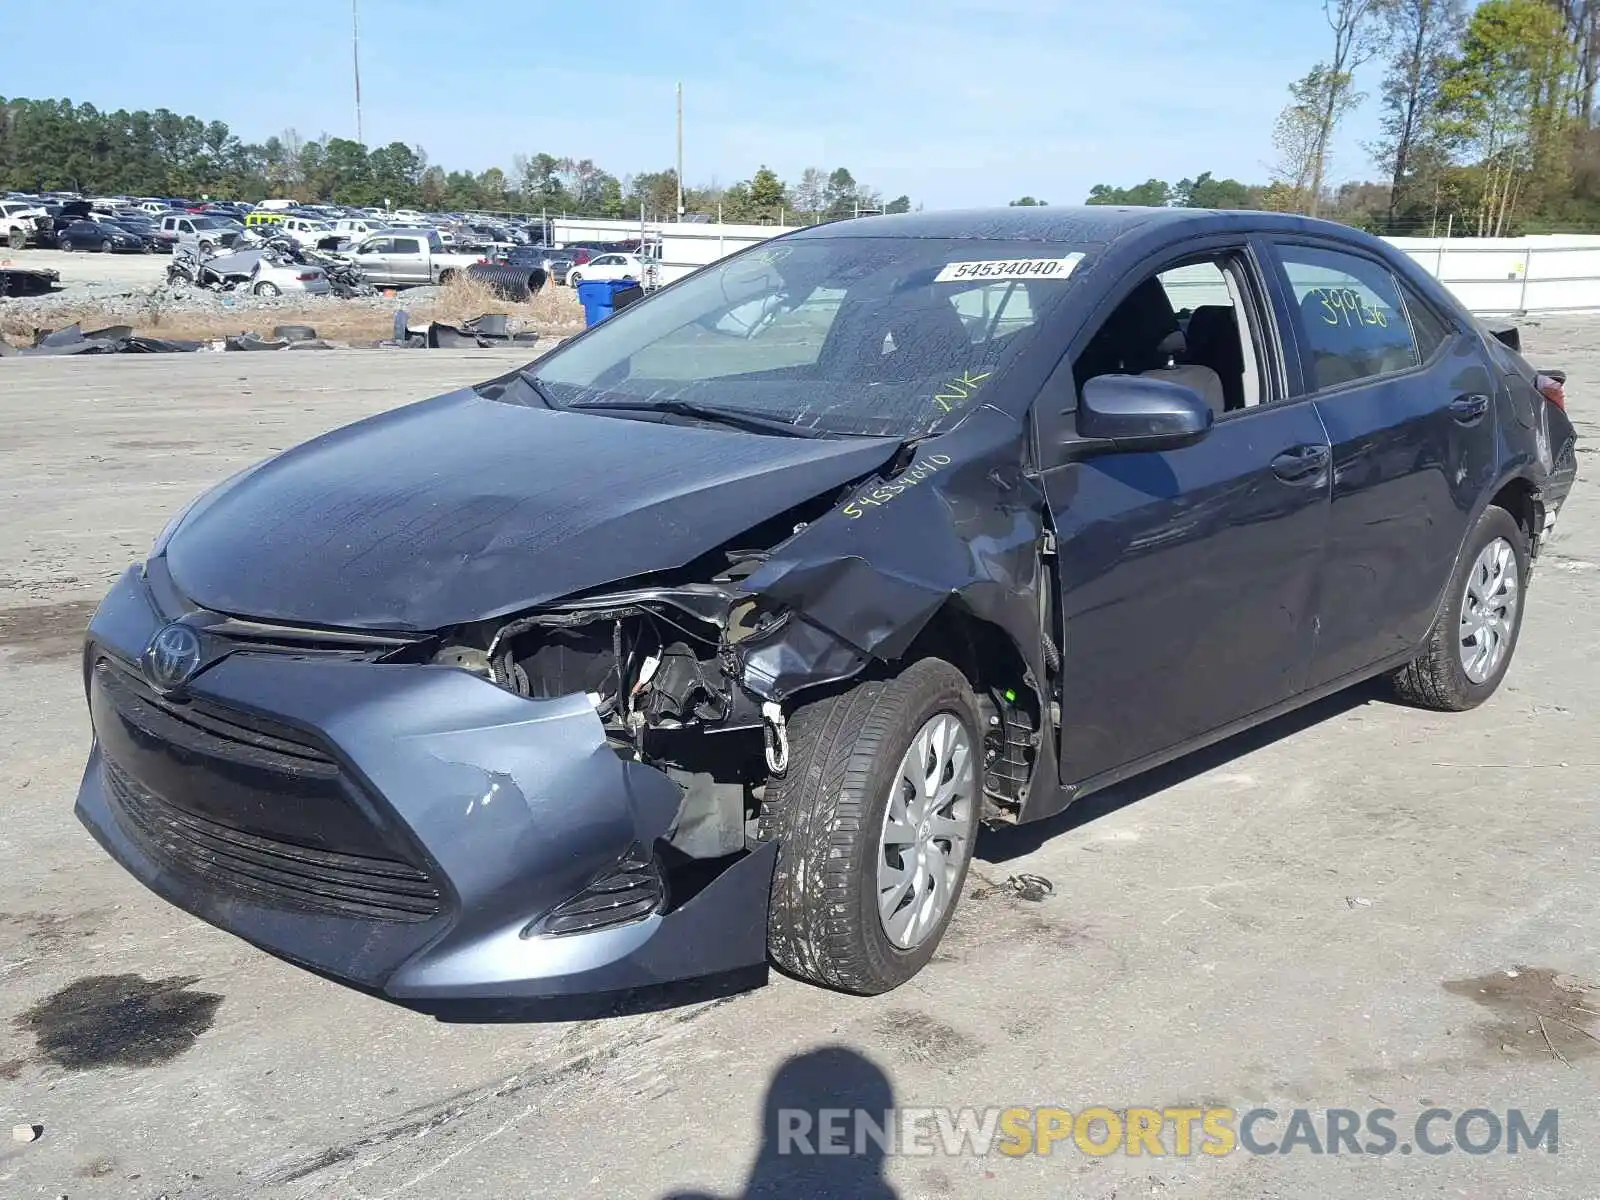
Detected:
[{"left": 0, "top": 274, "right": 586, "bottom": 346}]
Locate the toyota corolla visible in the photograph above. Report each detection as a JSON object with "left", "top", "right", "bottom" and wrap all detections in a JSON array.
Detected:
[{"left": 76, "top": 208, "right": 1578, "bottom": 1004}]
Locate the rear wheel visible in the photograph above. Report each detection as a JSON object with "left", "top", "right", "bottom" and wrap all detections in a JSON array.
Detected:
[
  {"left": 760, "top": 659, "right": 982, "bottom": 994},
  {"left": 253, "top": 281, "right": 280, "bottom": 297},
  {"left": 1392, "top": 505, "right": 1528, "bottom": 711}
]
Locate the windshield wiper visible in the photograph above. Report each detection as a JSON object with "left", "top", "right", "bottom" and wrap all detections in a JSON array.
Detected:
[
  {"left": 516, "top": 370, "right": 560, "bottom": 408},
  {"left": 567, "top": 398, "right": 825, "bottom": 438}
]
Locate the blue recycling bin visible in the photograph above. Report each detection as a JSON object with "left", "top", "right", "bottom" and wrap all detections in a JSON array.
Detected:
[{"left": 577, "top": 279, "right": 636, "bottom": 327}]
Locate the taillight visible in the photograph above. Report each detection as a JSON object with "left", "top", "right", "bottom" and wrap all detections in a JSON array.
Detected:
[{"left": 296, "top": 272, "right": 318, "bottom": 281}]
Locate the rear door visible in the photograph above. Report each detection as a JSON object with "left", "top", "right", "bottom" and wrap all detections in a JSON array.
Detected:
[
  {"left": 1042, "top": 240, "right": 1334, "bottom": 786},
  {"left": 1265, "top": 240, "right": 1500, "bottom": 687},
  {"left": 389, "top": 237, "right": 426, "bottom": 283}
]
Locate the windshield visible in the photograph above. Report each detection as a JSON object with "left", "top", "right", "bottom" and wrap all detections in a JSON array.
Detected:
[
  {"left": 192, "top": 217, "right": 229, "bottom": 229},
  {"left": 528, "top": 236, "right": 1087, "bottom": 437}
]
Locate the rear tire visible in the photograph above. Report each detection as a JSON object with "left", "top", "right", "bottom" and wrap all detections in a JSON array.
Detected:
[
  {"left": 1392, "top": 505, "right": 1528, "bottom": 711},
  {"left": 253, "top": 281, "right": 280, "bottom": 297},
  {"left": 760, "top": 659, "right": 982, "bottom": 994}
]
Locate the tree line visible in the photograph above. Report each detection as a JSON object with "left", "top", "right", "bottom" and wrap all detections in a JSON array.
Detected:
[
  {"left": 1075, "top": 0, "right": 1600, "bottom": 235},
  {"left": 0, "top": 96, "right": 911, "bottom": 223}
]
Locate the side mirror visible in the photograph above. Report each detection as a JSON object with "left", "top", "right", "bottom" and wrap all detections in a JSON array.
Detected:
[{"left": 1076, "top": 374, "right": 1213, "bottom": 453}]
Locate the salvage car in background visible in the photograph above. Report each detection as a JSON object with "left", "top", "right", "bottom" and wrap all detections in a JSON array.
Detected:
[
  {"left": 157, "top": 213, "right": 240, "bottom": 255},
  {"left": 76, "top": 208, "right": 1578, "bottom": 1006},
  {"left": 564, "top": 251, "right": 646, "bottom": 289},
  {"left": 339, "top": 228, "right": 484, "bottom": 287},
  {"left": 57, "top": 219, "right": 151, "bottom": 252}
]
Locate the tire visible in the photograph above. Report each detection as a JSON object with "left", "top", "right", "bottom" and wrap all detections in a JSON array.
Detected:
[
  {"left": 567, "top": 271, "right": 583, "bottom": 288},
  {"left": 760, "top": 658, "right": 983, "bottom": 994},
  {"left": 7, "top": 228, "right": 24, "bottom": 250},
  {"left": 438, "top": 269, "right": 457, "bottom": 286},
  {"left": 198, "top": 240, "right": 214, "bottom": 256},
  {"left": 59, "top": 238, "right": 74, "bottom": 252},
  {"left": 253, "top": 281, "right": 280, "bottom": 297},
  {"left": 100, "top": 239, "right": 113, "bottom": 253},
  {"left": 1392, "top": 505, "right": 1529, "bottom": 711}
]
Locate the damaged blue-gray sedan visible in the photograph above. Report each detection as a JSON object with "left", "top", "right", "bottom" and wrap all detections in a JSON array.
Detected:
[{"left": 76, "top": 207, "right": 1579, "bottom": 1004}]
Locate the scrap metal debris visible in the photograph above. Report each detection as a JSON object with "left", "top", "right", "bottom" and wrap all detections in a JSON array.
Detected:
[
  {"left": 0, "top": 324, "right": 203, "bottom": 356},
  {"left": 0, "top": 264, "right": 60, "bottom": 298},
  {"left": 969, "top": 872, "right": 1054, "bottom": 902},
  {"left": 12, "top": 1123, "right": 43, "bottom": 1142},
  {"left": 384, "top": 309, "right": 541, "bottom": 350}
]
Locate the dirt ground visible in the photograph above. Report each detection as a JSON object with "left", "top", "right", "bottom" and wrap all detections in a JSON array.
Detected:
[{"left": 0, "top": 328, "right": 1596, "bottom": 1199}]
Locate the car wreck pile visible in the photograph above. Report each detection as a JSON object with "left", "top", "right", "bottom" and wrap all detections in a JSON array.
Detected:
[{"left": 166, "top": 238, "right": 373, "bottom": 298}]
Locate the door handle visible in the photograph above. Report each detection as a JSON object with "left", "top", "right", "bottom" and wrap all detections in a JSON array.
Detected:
[
  {"left": 1270, "top": 443, "right": 1330, "bottom": 483},
  {"left": 1449, "top": 393, "right": 1490, "bottom": 425}
]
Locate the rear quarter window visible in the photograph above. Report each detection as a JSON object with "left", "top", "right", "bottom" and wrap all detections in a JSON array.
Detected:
[{"left": 1276, "top": 244, "right": 1418, "bottom": 391}]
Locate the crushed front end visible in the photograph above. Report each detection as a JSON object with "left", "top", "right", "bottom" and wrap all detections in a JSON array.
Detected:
[{"left": 75, "top": 559, "right": 781, "bottom": 1004}]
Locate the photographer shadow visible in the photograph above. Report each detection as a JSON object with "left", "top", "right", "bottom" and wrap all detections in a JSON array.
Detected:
[{"left": 662, "top": 1044, "right": 899, "bottom": 1200}]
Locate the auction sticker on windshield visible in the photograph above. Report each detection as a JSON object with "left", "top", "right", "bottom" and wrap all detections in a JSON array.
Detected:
[{"left": 934, "top": 254, "right": 1084, "bottom": 283}]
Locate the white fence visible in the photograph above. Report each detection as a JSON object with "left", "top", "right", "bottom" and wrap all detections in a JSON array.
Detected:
[
  {"left": 550, "top": 216, "right": 1600, "bottom": 315},
  {"left": 1389, "top": 234, "right": 1600, "bottom": 314}
]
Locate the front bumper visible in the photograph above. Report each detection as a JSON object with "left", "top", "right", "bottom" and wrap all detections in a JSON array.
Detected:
[{"left": 75, "top": 566, "right": 776, "bottom": 1004}]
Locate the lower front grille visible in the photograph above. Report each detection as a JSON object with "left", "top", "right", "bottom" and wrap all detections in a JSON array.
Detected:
[{"left": 105, "top": 759, "right": 443, "bottom": 923}]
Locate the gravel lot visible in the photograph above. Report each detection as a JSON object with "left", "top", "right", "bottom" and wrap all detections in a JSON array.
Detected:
[
  {"left": 2, "top": 247, "right": 169, "bottom": 295},
  {"left": 0, "top": 331, "right": 1595, "bottom": 1200}
]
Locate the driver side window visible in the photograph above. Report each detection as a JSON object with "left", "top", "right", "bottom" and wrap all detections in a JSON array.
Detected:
[{"left": 1072, "top": 253, "right": 1267, "bottom": 419}]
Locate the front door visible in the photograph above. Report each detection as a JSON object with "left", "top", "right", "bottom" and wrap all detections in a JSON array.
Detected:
[
  {"left": 1267, "top": 241, "right": 1502, "bottom": 687},
  {"left": 1041, "top": 247, "right": 1333, "bottom": 785}
]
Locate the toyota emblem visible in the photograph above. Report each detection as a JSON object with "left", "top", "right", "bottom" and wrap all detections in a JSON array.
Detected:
[{"left": 141, "top": 622, "right": 203, "bottom": 694}]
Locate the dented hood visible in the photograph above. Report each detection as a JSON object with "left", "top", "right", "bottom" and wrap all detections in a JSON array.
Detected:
[{"left": 164, "top": 389, "right": 899, "bottom": 630}]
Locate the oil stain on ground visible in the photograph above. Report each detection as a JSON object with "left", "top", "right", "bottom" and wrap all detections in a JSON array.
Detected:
[
  {"left": 1443, "top": 966, "right": 1600, "bottom": 1062},
  {"left": 0, "top": 598, "right": 100, "bottom": 663},
  {"left": 15, "top": 974, "right": 222, "bottom": 1070}
]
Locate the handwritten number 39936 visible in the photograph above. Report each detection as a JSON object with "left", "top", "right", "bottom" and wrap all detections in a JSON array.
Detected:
[{"left": 1315, "top": 287, "right": 1388, "bottom": 329}]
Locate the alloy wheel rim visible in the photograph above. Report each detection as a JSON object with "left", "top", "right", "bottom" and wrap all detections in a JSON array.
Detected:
[
  {"left": 877, "top": 712, "right": 975, "bottom": 949},
  {"left": 1459, "top": 536, "right": 1519, "bottom": 684}
]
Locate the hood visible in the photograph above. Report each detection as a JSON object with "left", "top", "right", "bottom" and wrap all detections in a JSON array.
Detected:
[{"left": 164, "top": 390, "right": 899, "bottom": 631}]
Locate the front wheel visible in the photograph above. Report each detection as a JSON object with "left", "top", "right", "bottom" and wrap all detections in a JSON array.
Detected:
[
  {"left": 760, "top": 659, "right": 982, "bottom": 994},
  {"left": 7, "top": 228, "right": 25, "bottom": 250},
  {"left": 58, "top": 238, "right": 74, "bottom": 252},
  {"left": 567, "top": 271, "right": 583, "bottom": 288},
  {"left": 100, "top": 239, "right": 113, "bottom": 253},
  {"left": 1392, "top": 504, "right": 1529, "bottom": 711}
]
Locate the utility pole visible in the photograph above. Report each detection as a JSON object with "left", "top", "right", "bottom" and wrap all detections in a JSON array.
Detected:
[
  {"left": 675, "top": 82, "right": 685, "bottom": 221},
  {"left": 352, "top": 0, "right": 364, "bottom": 146}
]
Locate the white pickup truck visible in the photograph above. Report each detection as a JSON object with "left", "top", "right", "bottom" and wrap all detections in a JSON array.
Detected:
[{"left": 340, "top": 228, "right": 484, "bottom": 288}]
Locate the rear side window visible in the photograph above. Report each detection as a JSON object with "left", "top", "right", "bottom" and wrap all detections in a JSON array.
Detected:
[
  {"left": 1400, "top": 283, "right": 1452, "bottom": 361},
  {"left": 392, "top": 238, "right": 422, "bottom": 254},
  {"left": 1276, "top": 244, "right": 1417, "bottom": 390}
]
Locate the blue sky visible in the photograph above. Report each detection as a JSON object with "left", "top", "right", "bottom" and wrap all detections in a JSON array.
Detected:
[{"left": 0, "top": 0, "right": 1389, "bottom": 207}]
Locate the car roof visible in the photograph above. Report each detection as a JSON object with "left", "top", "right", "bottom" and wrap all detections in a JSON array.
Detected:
[{"left": 784, "top": 205, "right": 1367, "bottom": 246}]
